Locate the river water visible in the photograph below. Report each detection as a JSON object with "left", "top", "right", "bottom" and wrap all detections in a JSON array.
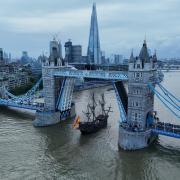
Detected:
[{"left": 0, "top": 71, "right": 180, "bottom": 180}]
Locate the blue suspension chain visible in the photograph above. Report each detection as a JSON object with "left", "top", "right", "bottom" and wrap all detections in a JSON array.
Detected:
[
  {"left": 150, "top": 84, "right": 180, "bottom": 111},
  {"left": 157, "top": 83, "right": 180, "bottom": 110},
  {"left": 158, "top": 83, "right": 180, "bottom": 103},
  {"left": 148, "top": 83, "right": 180, "bottom": 118}
]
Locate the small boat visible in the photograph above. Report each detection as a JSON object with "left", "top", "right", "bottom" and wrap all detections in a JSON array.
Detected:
[{"left": 73, "top": 93, "right": 112, "bottom": 134}]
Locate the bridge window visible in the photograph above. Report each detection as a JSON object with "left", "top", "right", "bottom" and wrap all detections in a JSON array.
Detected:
[
  {"left": 142, "top": 61, "right": 144, "bottom": 69},
  {"left": 133, "top": 89, "right": 141, "bottom": 94},
  {"left": 136, "top": 73, "right": 140, "bottom": 78},
  {"left": 135, "top": 113, "right": 138, "bottom": 121},
  {"left": 136, "top": 102, "right": 139, "bottom": 107},
  {"left": 137, "top": 64, "right": 140, "bottom": 69},
  {"left": 132, "top": 101, "right": 134, "bottom": 106},
  {"left": 137, "top": 89, "right": 140, "bottom": 94}
]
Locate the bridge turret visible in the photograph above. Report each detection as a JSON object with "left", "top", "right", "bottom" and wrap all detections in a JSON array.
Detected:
[
  {"left": 34, "top": 38, "right": 76, "bottom": 127},
  {"left": 129, "top": 49, "right": 134, "bottom": 63},
  {"left": 118, "top": 40, "right": 158, "bottom": 150},
  {"left": 152, "top": 50, "right": 158, "bottom": 69}
]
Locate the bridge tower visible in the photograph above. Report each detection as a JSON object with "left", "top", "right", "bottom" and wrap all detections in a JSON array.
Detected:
[
  {"left": 118, "top": 40, "right": 158, "bottom": 150},
  {"left": 33, "top": 38, "right": 75, "bottom": 127}
]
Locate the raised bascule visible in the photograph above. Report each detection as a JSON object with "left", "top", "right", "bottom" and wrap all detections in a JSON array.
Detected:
[{"left": 0, "top": 4, "right": 179, "bottom": 150}]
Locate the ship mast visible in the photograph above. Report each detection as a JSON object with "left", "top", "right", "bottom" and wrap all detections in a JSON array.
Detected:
[
  {"left": 82, "top": 104, "right": 91, "bottom": 122},
  {"left": 89, "top": 92, "right": 97, "bottom": 121},
  {"left": 99, "top": 93, "right": 106, "bottom": 115},
  {"left": 104, "top": 105, "right": 113, "bottom": 116},
  {"left": 99, "top": 93, "right": 112, "bottom": 116}
]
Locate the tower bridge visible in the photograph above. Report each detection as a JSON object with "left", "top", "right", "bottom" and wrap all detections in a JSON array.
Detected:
[
  {"left": 0, "top": 40, "right": 179, "bottom": 150},
  {"left": 0, "top": 3, "right": 180, "bottom": 150}
]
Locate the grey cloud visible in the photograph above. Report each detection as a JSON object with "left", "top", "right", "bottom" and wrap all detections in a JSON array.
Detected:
[{"left": 0, "top": 0, "right": 180, "bottom": 58}]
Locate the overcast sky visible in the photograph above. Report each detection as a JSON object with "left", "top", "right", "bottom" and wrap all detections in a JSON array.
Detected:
[{"left": 0, "top": 0, "right": 180, "bottom": 59}]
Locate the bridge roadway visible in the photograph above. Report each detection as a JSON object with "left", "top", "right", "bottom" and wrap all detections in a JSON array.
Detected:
[
  {"left": 151, "top": 122, "right": 180, "bottom": 138},
  {"left": 54, "top": 69, "right": 128, "bottom": 80},
  {"left": 0, "top": 98, "right": 43, "bottom": 111}
]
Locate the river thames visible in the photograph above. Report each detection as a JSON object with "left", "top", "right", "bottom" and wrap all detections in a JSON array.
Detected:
[{"left": 0, "top": 71, "right": 179, "bottom": 180}]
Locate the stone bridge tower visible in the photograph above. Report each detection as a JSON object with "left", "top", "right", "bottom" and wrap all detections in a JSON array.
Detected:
[
  {"left": 33, "top": 38, "right": 75, "bottom": 127},
  {"left": 119, "top": 40, "right": 158, "bottom": 150}
]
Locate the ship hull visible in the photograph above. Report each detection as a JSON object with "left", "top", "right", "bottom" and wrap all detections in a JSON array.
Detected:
[{"left": 79, "top": 115, "right": 108, "bottom": 134}]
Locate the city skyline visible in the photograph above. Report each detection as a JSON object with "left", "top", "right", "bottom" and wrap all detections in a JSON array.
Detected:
[{"left": 0, "top": 0, "right": 180, "bottom": 58}]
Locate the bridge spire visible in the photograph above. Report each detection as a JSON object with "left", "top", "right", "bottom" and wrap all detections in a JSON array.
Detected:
[
  {"left": 153, "top": 49, "right": 157, "bottom": 62},
  {"left": 87, "top": 3, "right": 101, "bottom": 65},
  {"left": 129, "top": 49, "right": 134, "bottom": 63},
  {"left": 139, "top": 39, "right": 150, "bottom": 62}
]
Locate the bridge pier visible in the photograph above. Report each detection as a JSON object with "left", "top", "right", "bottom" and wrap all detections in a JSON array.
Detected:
[
  {"left": 33, "top": 103, "right": 76, "bottom": 127},
  {"left": 118, "top": 127, "right": 157, "bottom": 150},
  {"left": 33, "top": 111, "right": 61, "bottom": 127}
]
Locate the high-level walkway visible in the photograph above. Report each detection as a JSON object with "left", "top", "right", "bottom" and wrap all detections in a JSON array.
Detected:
[{"left": 54, "top": 69, "right": 128, "bottom": 80}]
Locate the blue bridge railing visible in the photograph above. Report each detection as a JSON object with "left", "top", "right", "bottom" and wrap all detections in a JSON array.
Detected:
[
  {"left": 0, "top": 99, "right": 43, "bottom": 111},
  {"left": 151, "top": 122, "right": 180, "bottom": 138}
]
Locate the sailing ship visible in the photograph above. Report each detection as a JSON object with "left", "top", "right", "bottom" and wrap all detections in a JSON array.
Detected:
[{"left": 73, "top": 93, "right": 112, "bottom": 134}]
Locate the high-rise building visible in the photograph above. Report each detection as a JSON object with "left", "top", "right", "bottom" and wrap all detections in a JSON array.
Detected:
[
  {"left": 64, "top": 40, "right": 82, "bottom": 64},
  {"left": 114, "top": 54, "right": 123, "bottom": 64},
  {"left": 49, "top": 38, "right": 63, "bottom": 66},
  {"left": 87, "top": 3, "right": 101, "bottom": 65},
  {"left": 64, "top": 40, "right": 72, "bottom": 64},
  {"left": 0, "top": 48, "right": 4, "bottom": 65},
  {"left": 72, "top": 45, "right": 82, "bottom": 63},
  {"left": 21, "top": 51, "right": 30, "bottom": 64},
  {"left": 101, "top": 51, "right": 106, "bottom": 64}
]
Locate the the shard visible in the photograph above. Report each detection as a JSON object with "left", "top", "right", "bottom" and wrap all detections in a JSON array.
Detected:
[{"left": 87, "top": 3, "right": 101, "bottom": 65}]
